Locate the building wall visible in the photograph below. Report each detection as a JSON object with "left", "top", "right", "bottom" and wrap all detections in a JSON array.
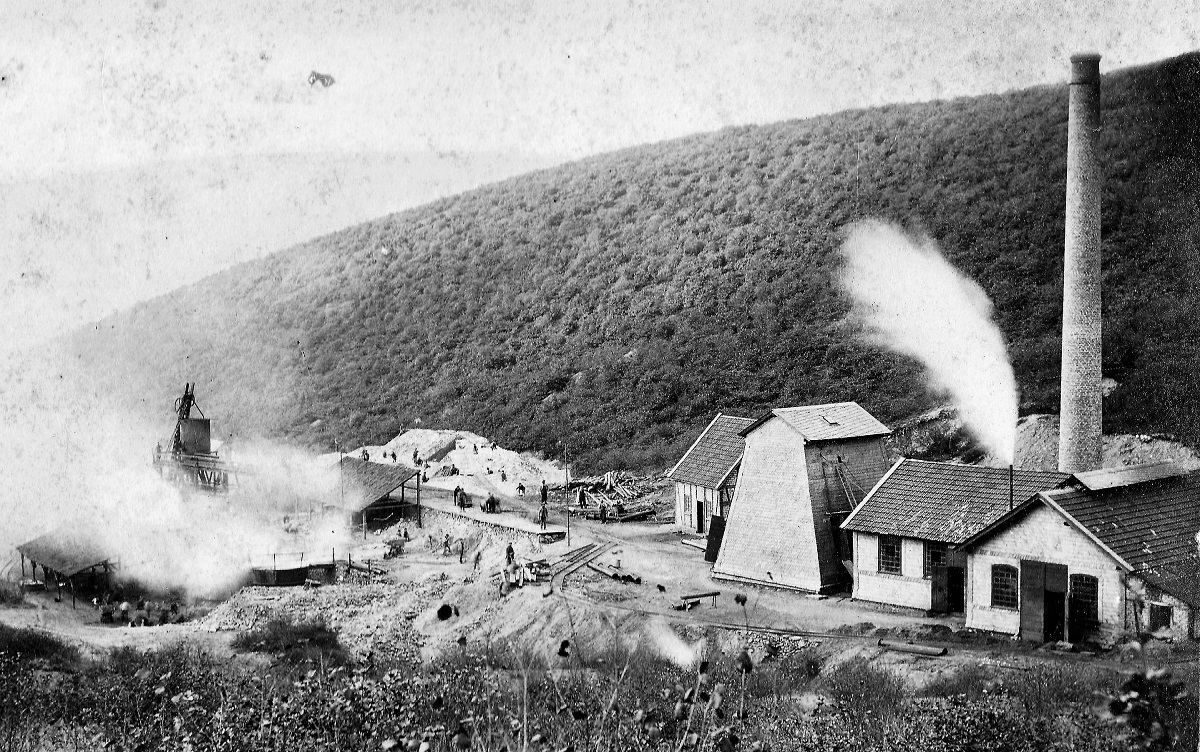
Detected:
[
  {"left": 965, "top": 504, "right": 1124, "bottom": 639},
  {"left": 852, "top": 533, "right": 932, "bottom": 610},
  {"left": 1125, "top": 577, "right": 1196, "bottom": 641},
  {"left": 673, "top": 482, "right": 718, "bottom": 531},
  {"left": 714, "top": 419, "right": 826, "bottom": 591},
  {"left": 803, "top": 437, "right": 891, "bottom": 584}
]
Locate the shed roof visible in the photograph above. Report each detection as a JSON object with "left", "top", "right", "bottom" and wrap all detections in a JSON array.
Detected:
[
  {"left": 667, "top": 413, "right": 755, "bottom": 489},
  {"left": 1037, "top": 470, "right": 1200, "bottom": 607},
  {"left": 1073, "top": 460, "right": 1189, "bottom": 491},
  {"left": 743, "top": 402, "right": 890, "bottom": 443},
  {"left": 842, "top": 459, "right": 1069, "bottom": 544},
  {"left": 335, "top": 457, "right": 419, "bottom": 512},
  {"left": 17, "top": 527, "right": 113, "bottom": 577}
]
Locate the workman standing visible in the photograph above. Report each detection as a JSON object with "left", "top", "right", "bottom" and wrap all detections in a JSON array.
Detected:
[
  {"left": 540, "top": 480, "right": 548, "bottom": 505},
  {"left": 539, "top": 502, "right": 548, "bottom": 530}
]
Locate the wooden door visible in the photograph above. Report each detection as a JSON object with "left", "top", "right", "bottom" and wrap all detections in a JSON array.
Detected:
[
  {"left": 930, "top": 565, "right": 949, "bottom": 613},
  {"left": 947, "top": 567, "right": 965, "bottom": 613},
  {"left": 1020, "top": 560, "right": 1045, "bottom": 642},
  {"left": 696, "top": 499, "right": 705, "bottom": 534}
]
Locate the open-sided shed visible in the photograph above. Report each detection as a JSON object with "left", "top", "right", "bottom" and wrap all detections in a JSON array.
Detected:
[
  {"left": 332, "top": 456, "right": 422, "bottom": 533},
  {"left": 17, "top": 527, "right": 115, "bottom": 607}
]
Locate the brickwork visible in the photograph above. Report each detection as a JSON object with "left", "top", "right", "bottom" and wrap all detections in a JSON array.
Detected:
[{"left": 966, "top": 504, "right": 1124, "bottom": 638}]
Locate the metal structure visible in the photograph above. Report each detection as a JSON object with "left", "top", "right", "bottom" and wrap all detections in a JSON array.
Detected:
[{"left": 153, "top": 383, "right": 236, "bottom": 492}]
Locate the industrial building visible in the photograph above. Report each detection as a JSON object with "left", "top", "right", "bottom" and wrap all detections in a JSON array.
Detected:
[
  {"left": 959, "top": 462, "right": 1200, "bottom": 642},
  {"left": 713, "top": 402, "right": 891, "bottom": 593},
  {"left": 666, "top": 413, "right": 755, "bottom": 534},
  {"left": 841, "top": 460, "right": 1068, "bottom": 613}
]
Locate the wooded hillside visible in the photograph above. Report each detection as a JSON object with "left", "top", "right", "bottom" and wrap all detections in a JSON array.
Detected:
[{"left": 62, "top": 53, "right": 1200, "bottom": 471}]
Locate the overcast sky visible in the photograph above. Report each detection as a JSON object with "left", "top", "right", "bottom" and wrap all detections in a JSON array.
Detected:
[{"left": 2, "top": 0, "right": 1198, "bottom": 353}]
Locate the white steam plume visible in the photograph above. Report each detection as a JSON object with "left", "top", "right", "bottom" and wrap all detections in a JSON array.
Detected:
[{"left": 839, "top": 219, "right": 1018, "bottom": 465}]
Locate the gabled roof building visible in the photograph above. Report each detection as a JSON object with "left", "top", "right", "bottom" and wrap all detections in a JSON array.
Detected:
[
  {"left": 960, "top": 461, "right": 1200, "bottom": 642},
  {"left": 666, "top": 413, "right": 755, "bottom": 534},
  {"left": 841, "top": 460, "right": 1069, "bottom": 613},
  {"left": 713, "top": 402, "right": 891, "bottom": 593}
]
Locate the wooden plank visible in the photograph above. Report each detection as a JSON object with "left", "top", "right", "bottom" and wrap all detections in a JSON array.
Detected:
[{"left": 1020, "top": 560, "right": 1044, "bottom": 642}]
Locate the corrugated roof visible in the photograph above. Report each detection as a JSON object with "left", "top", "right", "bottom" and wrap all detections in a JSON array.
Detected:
[
  {"left": 1073, "top": 461, "right": 1188, "bottom": 491},
  {"left": 668, "top": 413, "right": 755, "bottom": 488},
  {"left": 336, "top": 457, "right": 419, "bottom": 512},
  {"left": 1042, "top": 470, "right": 1200, "bottom": 607},
  {"left": 842, "top": 459, "right": 1069, "bottom": 544},
  {"left": 745, "top": 402, "right": 891, "bottom": 442},
  {"left": 17, "top": 527, "right": 113, "bottom": 577}
]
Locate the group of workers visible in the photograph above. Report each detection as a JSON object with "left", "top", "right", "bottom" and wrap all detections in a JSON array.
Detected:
[{"left": 94, "top": 593, "right": 185, "bottom": 627}]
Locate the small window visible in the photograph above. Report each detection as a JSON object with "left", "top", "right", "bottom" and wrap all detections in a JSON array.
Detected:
[
  {"left": 923, "top": 542, "right": 948, "bottom": 579},
  {"left": 1149, "top": 603, "right": 1173, "bottom": 632},
  {"left": 683, "top": 494, "right": 691, "bottom": 514},
  {"left": 1069, "top": 574, "right": 1099, "bottom": 626},
  {"left": 878, "top": 536, "right": 902, "bottom": 574},
  {"left": 991, "top": 565, "right": 1019, "bottom": 609}
]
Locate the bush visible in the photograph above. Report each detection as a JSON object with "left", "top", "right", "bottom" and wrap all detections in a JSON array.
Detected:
[
  {"left": 231, "top": 617, "right": 349, "bottom": 666},
  {"left": 0, "top": 580, "right": 24, "bottom": 606},
  {"left": 0, "top": 624, "right": 78, "bottom": 668},
  {"left": 821, "top": 656, "right": 906, "bottom": 716}
]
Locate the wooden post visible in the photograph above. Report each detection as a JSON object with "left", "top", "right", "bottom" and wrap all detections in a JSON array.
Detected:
[
  {"left": 416, "top": 472, "right": 422, "bottom": 528},
  {"left": 20, "top": 554, "right": 25, "bottom": 578}
]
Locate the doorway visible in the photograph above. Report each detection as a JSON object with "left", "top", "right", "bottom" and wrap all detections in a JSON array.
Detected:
[
  {"left": 1019, "top": 560, "right": 1068, "bottom": 643},
  {"left": 696, "top": 499, "right": 705, "bottom": 534},
  {"left": 946, "top": 567, "right": 965, "bottom": 613}
]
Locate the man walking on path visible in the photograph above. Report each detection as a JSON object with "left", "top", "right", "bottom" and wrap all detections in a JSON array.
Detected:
[
  {"left": 473, "top": 550, "right": 482, "bottom": 571},
  {"left": 443, "top": 533, "right": 452, "bottom": 556},
  {"left": 539, "top": 502, "right": 548, "bottom": 530},
  {"left": 505, "top": 543, "right": 515, "bottom": 566},
  {"left": 540, "top": 480, "right": 548, "bottom": 505}
]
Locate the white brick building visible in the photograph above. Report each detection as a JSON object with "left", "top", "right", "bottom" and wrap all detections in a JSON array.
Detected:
[
  {"left": 713, "top": 403, "right": 891, "bottom": 593},
  {"left": 960, "top": 462, "right": 1200, "bottom": 642},
  {"left": 842, "top": 461, "right": 1067, "bottom": 613}
]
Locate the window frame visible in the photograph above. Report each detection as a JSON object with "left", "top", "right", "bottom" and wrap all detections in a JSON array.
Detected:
[
  {"left": 990, "top": 564, "right": 1019, "bottom": 610},
  {"left": 878, "top": 535, "right": 902, "bottom": 575},
  {"left": 1068, "top": 573, "right": 1100, "bottom": 626},
  {"left": 923, "top": 542, "right": 948, "bottom": 579}
]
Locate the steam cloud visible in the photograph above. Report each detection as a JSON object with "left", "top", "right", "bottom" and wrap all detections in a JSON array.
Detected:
[{"left": 839, "top": 219, "right": 1018, "bottom": 465}]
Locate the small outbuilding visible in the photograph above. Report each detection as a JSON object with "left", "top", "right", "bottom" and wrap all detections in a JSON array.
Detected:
[
  {"left": 713, "top": 402, "right": 891, "bottom": 593},
  {"left": 17, "top": 527, "right": 116, "bottom": 607},
  {"left": 959, "top": 461, "right": 1200, "bottom": 643},
  {"left": 841, "top": 460, "right": 1068, "bottom": 613},
  {"left": 332, "top": 457, "right": 422, "bottom": 534},
  {"left": 666, "top": 413, "right": 755, "bottom": 534}
]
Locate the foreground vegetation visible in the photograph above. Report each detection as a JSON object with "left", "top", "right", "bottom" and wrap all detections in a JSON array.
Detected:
[
  {"left": 51, "top": 52, "right": 1200, "bottom": 471},
  {"left": 0, "top": 621, "right": 1194, "bottom": 751}
]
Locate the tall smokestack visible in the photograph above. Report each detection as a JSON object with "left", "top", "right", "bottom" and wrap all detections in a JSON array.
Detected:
[{"left": 1058, "top": 52, "right": 1103, "bottom": 474}]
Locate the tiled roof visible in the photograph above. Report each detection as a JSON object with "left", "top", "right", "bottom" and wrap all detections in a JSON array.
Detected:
[
  {"left": 668, "top": 413, "right": 755, "bottom": 488},
  {"left": 842, "top": 459, "right": 1069, "bottom": 544},
  {"left": 746, "top": 402, "right": 891, "bottom": 442},
  {"left": 336, "top": 457, "right": 419, "bottom": 512},
  {"left": 1042, "top": 470, "right": 1200, "bottom": 607},
  {"left": 17, "top": 527, "right": 113, "bottom": 576}
]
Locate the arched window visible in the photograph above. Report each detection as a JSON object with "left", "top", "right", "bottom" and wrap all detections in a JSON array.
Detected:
[{"left": 991, "top": 565, "right": 1019, "bottom": 609}]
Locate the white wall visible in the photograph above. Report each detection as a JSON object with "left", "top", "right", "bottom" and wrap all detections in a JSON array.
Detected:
[
  {"left": 852, "top": 532, "right": 932, "bottom": 610},
  {"left": 966, "top": 504, "right": 1124, "bottom": 638},
  {"left": 673, "top": 482, "right": 717, "bottom": 531}
]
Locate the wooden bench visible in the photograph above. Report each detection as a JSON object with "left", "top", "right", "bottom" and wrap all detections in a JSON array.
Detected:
[{"left": 677, "top": 591, "right": 721, "bottom": 610}]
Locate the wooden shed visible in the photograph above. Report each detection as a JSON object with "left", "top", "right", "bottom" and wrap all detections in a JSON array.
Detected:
[
  {"left": 331, "top": 457, "right": 422, "bottom": 534},
  {"left": 712, "top": 402, "right": 891, "bottom": 593},
  {"left": 666, "top": 413, "right": 755, "bottom": 534},
  {"left": 959, "top": 462, "right": 1200, "bottom": 643},
  {"left": 841, "top": 460, "right": 1068, "bottom": 613}
]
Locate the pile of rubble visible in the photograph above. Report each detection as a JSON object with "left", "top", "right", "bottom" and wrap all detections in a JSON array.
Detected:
[{"left": 201, "top": 575, "right": 454, "bottom": 665}]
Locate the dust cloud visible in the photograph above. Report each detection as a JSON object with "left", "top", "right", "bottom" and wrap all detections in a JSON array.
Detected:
[
  {"left": 0, "top": 355, "right": 342, "bottom": 598},
  {"left": 839, "top": 219, "right": 1018, "bottom": 465}
]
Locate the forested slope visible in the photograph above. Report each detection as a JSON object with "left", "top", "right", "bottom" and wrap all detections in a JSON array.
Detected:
[{"left": 63, "top": 53, "right": 1200, "bottom": 471}]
